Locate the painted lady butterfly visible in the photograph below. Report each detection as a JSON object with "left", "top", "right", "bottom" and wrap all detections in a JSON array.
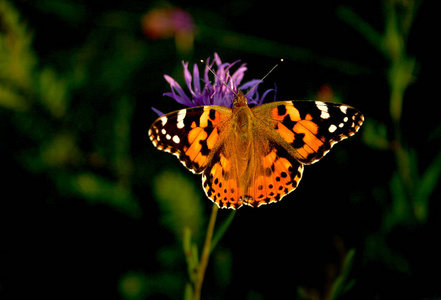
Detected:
[{"left": 149, "top": 91, "right": 364, "bottom": 209}]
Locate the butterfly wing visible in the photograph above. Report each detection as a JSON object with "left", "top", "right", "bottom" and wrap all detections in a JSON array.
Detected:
[
  {"left": 149, "top": 105, "right": 232, "bottom": 174},
  {"left": 252, "top": 101, "right": 364, "bottom": 164},
  {"left": 202, "top": 125, "right": 304, "bottom": 209},
  {"left": 245, "top": 141, "right": 304, "bottom": 208},
  {"left": 201, "top": 143, "right": 244, "bottom": 209}
]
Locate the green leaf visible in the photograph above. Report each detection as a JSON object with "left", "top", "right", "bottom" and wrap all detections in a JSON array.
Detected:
[
  {"left": 361, "top": 119, "right": 389, "bottom": 150},
  {"left": 329, "top": 249, "right": 356, "bottom": 300},
  {"left": 0, "top": 0, "right": 35, "bottom": 111},
  {"left": 414, "top": 151, "right": 441, "bottom": 222},
  {"left": 37, "top": 68, "right": 69, "bottom": 118},
  {"left": 387, "top": 172, "right": 410, "bottom": 230}
]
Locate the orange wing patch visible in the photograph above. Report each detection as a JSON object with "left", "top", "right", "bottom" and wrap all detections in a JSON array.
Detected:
[
  {"left": 149, "top": 106, "right": 231, "bottom": 174},
  {"left": 202, "top": 152, "right": 244, "bottom": 209},
  {"left": 275, "top": 123, "right": 295, "bottom": 144},
  {"left": 260, "top": 101, "right": 363, "bottom": 165},
  {"left": 292, "top": 115, "right": 325, "bottom": 161},
  {"left": 243, "top": 144, "right": 304, "bottom": 208},
  {"left": 271, "top": 103, "right": 301, "bottom": 121}
]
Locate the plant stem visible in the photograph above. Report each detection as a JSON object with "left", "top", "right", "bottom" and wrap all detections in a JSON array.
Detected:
[
  {"left": 211, "top": 210, "right": 236, "bottom": 253},
  {"left": 193, "top": 204, "right": 219, "bottom": 300}
]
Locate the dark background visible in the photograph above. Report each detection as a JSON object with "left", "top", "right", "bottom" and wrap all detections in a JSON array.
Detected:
[{"left": 0, "top": 0, "right": 436, "bottom": 299}]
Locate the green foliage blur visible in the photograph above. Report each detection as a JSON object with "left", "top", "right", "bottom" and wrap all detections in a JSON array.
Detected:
[{"left": 0, "top": 0, "right": 437, "bottom": 299}]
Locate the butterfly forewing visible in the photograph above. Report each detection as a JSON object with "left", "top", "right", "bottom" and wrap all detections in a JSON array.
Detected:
[
  {"left": 149, "top": 105, "right": 232, "bottom": 173},
  {"left": 252, "top": 100, "right": 364, "bottom": 165}
]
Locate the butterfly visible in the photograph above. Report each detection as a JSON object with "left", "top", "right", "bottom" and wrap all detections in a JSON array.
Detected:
[{"left": 149, "top": 91, "right": 364, "bottom": 209}]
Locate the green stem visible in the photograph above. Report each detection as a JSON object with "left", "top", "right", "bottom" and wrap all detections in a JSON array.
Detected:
[
  {"left": 193, "top": 204, "right": 219, "bottom": 300},
  {"left": 210, "top": 210, "right": 236, "bottom": 253}
]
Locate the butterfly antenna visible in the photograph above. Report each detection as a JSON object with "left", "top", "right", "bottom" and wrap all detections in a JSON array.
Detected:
[
  {"left": 245, "top": 59, "right": 283, "bottom": 98},
  {"left": 200, "top": 59, "right": 238, "bottom": 97}
]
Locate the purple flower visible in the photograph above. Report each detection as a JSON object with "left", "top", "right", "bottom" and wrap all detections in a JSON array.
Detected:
[
  {"left": 142, "top": 7, "right": 194, "bottom": 40},
  {"left": 155, "top": 53, "right": 274, "bottom": 115}
]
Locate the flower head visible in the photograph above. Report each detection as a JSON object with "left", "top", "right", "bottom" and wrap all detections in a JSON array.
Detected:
[
  {"left": 160, "top": 53, "right": 274, "bottom": 113},
  {"left": 142, "top": 7, "right": 194, "bottom": 40}
]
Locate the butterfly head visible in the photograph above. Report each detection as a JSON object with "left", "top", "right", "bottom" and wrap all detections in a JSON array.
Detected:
[{"left": 232, "top": 91, "right": 249, "bottom": 108}]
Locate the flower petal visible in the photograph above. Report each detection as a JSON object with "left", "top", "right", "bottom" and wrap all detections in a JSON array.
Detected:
[
  {"left": 192, "top": 63, "right": 201, "bottom": 94},
  {"left": 182, "top": 62, "right": 194, "bottom": 96},
  {"left": 151, "top": 107, "right": 164, "bottom": 116},
  {"left": 163, "top": 75, "right": 193, "bottom": 106},
  {"left": 164, "top": 74, "right": 186, "bottom": 97},
  {"left": 255, "top": 88, "right": 275, "bottom": 105},
  {"left": 230, "top": 64, "right": 246, "bottom": 86},
  {"left": 239, "top": 79, "right": 261, "bottom": 94},
  {"left": 163, "top": 92, "right": 194, "bottom": 106}
]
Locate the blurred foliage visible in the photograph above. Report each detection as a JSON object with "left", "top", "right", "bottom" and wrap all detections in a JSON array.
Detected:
[
  {"left": 0, "top": 0, "right": 438, "bottom": 299},
  {"left": 153, "top": 169, "right": 204, "bottom": 242},
  {"left": 0, "top": 0, "right": 141, "bottom": 216}
]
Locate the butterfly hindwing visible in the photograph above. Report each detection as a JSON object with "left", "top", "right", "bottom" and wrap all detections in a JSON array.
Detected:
[
  {"left": 201, "top": 145, "right": 243, "bottom": 209},
  {"left": 252, "top": 141, "right": 304, "bottom": 206},
  {"left": 244, "top": 141, "right": 304, "bottom": 208},
  {"left": 253, "top": 101, "right": 364, "bottom": 165},
  {"left": 201, "top": 133, "right": 304, "bottom": 209},
  {"left": 149, "top": 105, "right": 232, "bottom": 173}
]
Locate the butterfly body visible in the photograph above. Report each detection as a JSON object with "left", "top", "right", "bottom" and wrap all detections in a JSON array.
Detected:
[{"left": 149, "top": 92, "right": 364, "bottom": 209}]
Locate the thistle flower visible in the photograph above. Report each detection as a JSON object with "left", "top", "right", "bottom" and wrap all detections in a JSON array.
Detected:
[
  {"left": 156, "top": 53, "right": 274, "bottom": 115},
  {"left": 142, "top": 7, "right": 194, "bottom": 40}
]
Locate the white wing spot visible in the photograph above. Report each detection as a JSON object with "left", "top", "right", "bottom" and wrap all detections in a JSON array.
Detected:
[
  {"left": 340, "top": 105, "right": 348, "bottom": 114},
  {"left": 176, "top": 109, "right": 187, "bottom": 129},
  {"left": 160, "top": 116, "right": 168, "bottom": 126},
  {"left": 329, "top": 124, "right": 337, "bottom": 133},
  {"left": 316, "top": 102, "right": 330, "bottom": 119},
  {"left": 321, "top": 111, "right": 330, "bottom": 119},
  {"left": 161, "top": 128, "right": 167, "bottom": 135},
  {"left": 172, "top": 135, "right": 180, "bottom": 144},
  {"left": 339, "top": 123, "right": 344, "bottom": 128},
  {"left": 166, "top": 134, "right": 171, "bottom": 140}
]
